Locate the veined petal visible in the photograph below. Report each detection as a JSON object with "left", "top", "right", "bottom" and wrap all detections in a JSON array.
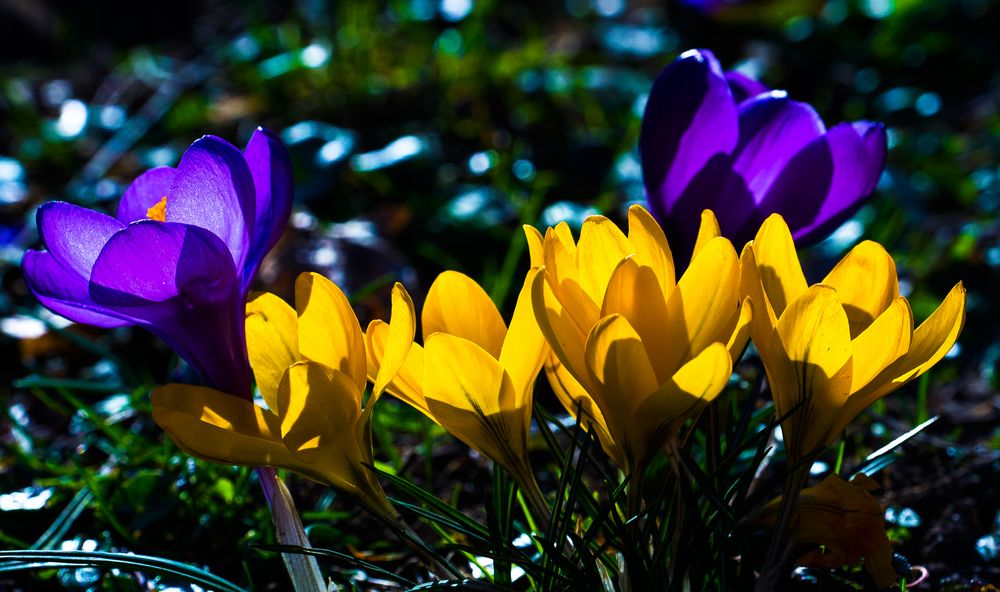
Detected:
[
  {"left": 751, "top": 214, "right": 808, "bottom": 318},
  {"left": 276, "top": 362, "right": 361, "bottom": 455},
  {"left": 543, "top": 355, "right": 621, "bottom": 465},
  {"left": 583, "top": 314, "right": 660, "bottom": 469},
  {"left": 23, "top": 250, "right": 133, "bottom": 328},
  {"left": 822, "top": 241, "right": 899, "bottom": 338},
  {"left": 727, "top": 297, "right": 753, "bottom": 363},
  {"left": 543, "top": 229, "right": 600, "bottom": 333},
  {"left": 601, "top": 257, "right": 672, "bottom": 383},
  {"left": 838, "top": 283, "right": 965, "bottom": 434},
  {"left": 365, "top": 320, "right": 431, "bottom": 418},
  {"left": 166, "top": 135, "right": 255, "bottom": 271},
  {"left": 116, "top": 167, "right": 177, "bottom": 223},
  {"left": 849, "top": 297, "right": 912, "bottom": 393},
  {"left": 499, "top": 268, "right": 547, "bottom": 407},
  {"left": 524, "top": 224, "right": 544, "bottom": 268},
  {"left": 371, "top": 283, "right": 416, "bottom": 400},
  {"left": 531, "top": 269, "right": 595, "bottom": 394},
  {"left": 740, "top": 244, "right": 778, "bottom": 360},
  {"left": 576, "top": 215, "right": 633, "bottom": 305},
  {"left": 295, "top": 272, "right": 367, "bottom": 393},
  {"left": 37, "top": 202, "right": 125, "bottom": 279},
  {"left": 692, "top": 209, "right": 722, "bottom": 259},
  {"left": 626, "top": 204, "right": 676, "bottom": 297},
  {"left": 662, "top": 237, "right": 741, "bottom": 376},
  {"left": 769, "top": 285, "right": 853, "bottom": 458},
  {"left": 242, "top": 128, "right": 294, "bottom": 289},
  {"left": 422, "top": 271, "right": 506, "bottom": 358},
  {"left": 152, "top": 384, "right": 292, "bottom": 467},
  {"left": 246, "top": 291, "right": 299, "bottom": 411}
]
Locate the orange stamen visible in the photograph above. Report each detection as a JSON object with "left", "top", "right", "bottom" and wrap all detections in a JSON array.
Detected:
[{"left": 146, "top": 197, "right": 167, "bottom": 222}]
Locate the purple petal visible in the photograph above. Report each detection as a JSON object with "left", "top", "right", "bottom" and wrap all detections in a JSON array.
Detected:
[
  {"left": 732, "top": 92, "right": 826, "bottom": 201},
  {"left": 757, "top": 122, "right": 887, "bottom": 244},
  {"left": 36, "top": 202, "right": 125, "bottom": 279},
  {"left": 725, "top": 71, "right": 770, "bottom": 104},
  {"left": 116, "top": 167, "right": 177, "bottom": 223},
  {"left": 165, "top": 135, "right": 255, "bottom": 275},
  {"left": 89, "top": 221, "right": 250, "bottom": 396},
  {"left": 641, "top": 49, "right": 739, "bottom": 215},
  {"left": 22, "top": 250, "right": 134, "bottom": 328},
  {"left": 242, "top": 127, "right": 293, "bottom": 292}
]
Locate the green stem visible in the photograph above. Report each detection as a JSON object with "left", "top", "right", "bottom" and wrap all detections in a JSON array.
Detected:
[{"left": 755, "top": 462, "right": 811, "bottom": 592}]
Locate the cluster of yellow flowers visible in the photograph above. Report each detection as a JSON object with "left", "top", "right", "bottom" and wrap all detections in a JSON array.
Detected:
[{"left": 150, "top": 205, "right": 964, "bottom": 580}]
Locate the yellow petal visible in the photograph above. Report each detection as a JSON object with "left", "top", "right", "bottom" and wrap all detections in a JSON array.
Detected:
[
  {"left": 769, "top": 285, "right": 854, "bottom": 458},
  {"left": 523, "top": 224, "right": 545, "bottom": 268},
  {"left": 295, "top": 272, "right": 367, "bottom": 392},
  {"left": 822, "top": 241, "right": 900, "bottom": 338},
  {"left": 633, "top": 342, "right": 732, "bottom": 454},
  {"left": 692, "top": 209, "right": 722, "bottom": 259},
  {"left": 575, "top": 215, "right": 633, "bottom": 305},
  {"left": 584, "top": 314, "right": 659, "bottom": 438},
  {"left": 371, "top": 283, "right": 416, "bottom": 400},
  {"left": 601, "top": 257, "right": 672, "bottom": 383},
  {"left": 838, "top": 282, "right": 966, "bottom": 433},
  {"left": 849, "top": 297, "right": 912, "bottom": 393},
  {"left": 727, "top": 297, "right": 753, "bottom": 363},
  {"left": 246, "top": 292, "right": 300, "bottom": 411},
  {"left": 543, "top": 355, "right": 623, "bottom": 467},
  {"left": 499, "top": 268, "right": 547, "bottom": 408},
  {"left": 531, "top": 268, "right": 595, "bottom": 394},
  {"left": 422, "top": 271, "right": 506, "bottom": 358},
  {"left": 152, "top": 384, "right": 292, "bottom": 468},
  {"left": 365, "top": 319, "right": 430, "bottom": 416},
  {"left": 626, "top": 204, "right": 675, "bottom": 298},
  {"left": 423, "top": 333, "right": 525, "bottom": 466},
  {"left": 543, "top": 226, "right": 601, "bottom": 331},
  {"left": 276, "top": 362, "right": 361, "bottom": 453},
  {"left": 740, "top": 244, "right": 778, "bottom": 360},
  {"left": 551, "top": 221, "right": 577, "bottom": 258},
  {"left": 751, "top": 214, "right": 807, "bottom": 319},
  {"left": 662, "top": 237, "right": 742, "bottom": 376}
]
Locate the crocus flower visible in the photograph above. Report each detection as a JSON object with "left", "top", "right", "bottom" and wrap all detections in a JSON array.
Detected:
[
  {"left": 152, "top": 273, "right": 414, "bottom": 521},
  {"left": 23, "top": 129, "right": 292, "bottom": 397},
  {"left": 365, "top": 270, "right": 549, "bottom": 512},
  {"left": 529, "top": 205, "right": 751, "bottom": 474},
  {"left": 752, "top": 474, "right": 895, "bottom": 588},
  {"left": 741, "top": 214, "right": 965, "bottom": 463},
  {"left": 640, "top": 49, "right": 887, "bottom": 260}
]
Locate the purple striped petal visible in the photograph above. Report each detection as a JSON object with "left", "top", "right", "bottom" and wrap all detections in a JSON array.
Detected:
[
  {"left": 116, "top": 167, "right": 177, "bottom": 223},
  {"left": 242, "top": 127, "right": 293, "bottom": 292},
  {"left": 89, "top": 221, "right": 250, "bottom": 396},
  {"left": 36, "top": 202, "right": 125, "bottom": 279},
  {"left": 725, "top": 71, "right": 770, "bottom": 104},
  {"left": 733, "top": 92, "right": 826, "bottom": 201},
  {"left": 22, "top": 250, "right": 133, "bottom": 328},
  {"left": 641, "top": 49, "right": 739, "bottom": 215},
  {"left": 165, "top": 135, "right": 255, "bottom": 274}
]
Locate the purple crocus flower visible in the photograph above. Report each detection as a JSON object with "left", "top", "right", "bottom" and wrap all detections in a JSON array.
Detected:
[
  {"left": 23, "top": 128, "right": 293, "bottom": 398},
  {"left": 640, "top": 49, "right": 887, "bottom": 259}
]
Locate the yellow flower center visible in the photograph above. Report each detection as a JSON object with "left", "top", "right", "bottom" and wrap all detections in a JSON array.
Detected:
[{"left": 146, "top": 196, "right": 167, "bottom": 222}]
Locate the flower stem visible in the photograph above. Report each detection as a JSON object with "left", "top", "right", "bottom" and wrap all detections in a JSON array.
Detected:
[
  {"left": 755, "top": 462, "right": 810, "bottom": 591},
  {"left": 255, "top": 467, "right": 327, "bottom": 592}
]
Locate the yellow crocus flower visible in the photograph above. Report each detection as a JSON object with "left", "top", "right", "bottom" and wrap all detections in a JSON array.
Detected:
[
  {"left": 365, "top": 269, "right": 548, "bottom": 512},
  {"left": 741, "top": 214, "right": 965, "bottom": 463},
  {"left": 152, "top": 272, "right": 415, "bottom": 522},
  {"left": 529, "top": 205, "right": 751, "bottom": 474},
  {"left": 752, "top": 473, "right": 896, "bottom": 588}
]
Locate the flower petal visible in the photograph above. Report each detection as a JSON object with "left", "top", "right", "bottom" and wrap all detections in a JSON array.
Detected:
[
  {"left": 626, "top": 204, "right": 675, "bottom": 297},
  {"left": 725, "top": 70, "right": 770, "bottom": 104},
  {"left": 116, "top": 167, "right": 177, "bottom": 223},
  {"left": 166, "top": 135, "right": 255, "bottom": 273},
  {"left": 531, "top": 268, "right": 595, "bottom": 394},
  {"left": 732, "top": 93, "right": 826, "bottom": 201},
  {"left": 641, "top": 49, "right": 739, "bottom": 215},
  {"left": 365, "top": 320, "right": 431, "bottom": 418},
  {"left": 524, "top": 224, "right": 544, "bottom": 268},
  {"left": 295, "top": 272, "right": 367, "bottom": 393},
  {"left": 576, "top": 215, "right": 634, "bottom": 305},
  {"left": 37, "top": 201, "right": 125, "bottom": 279},
  {"left": 739, "top": 243, "right": 778, "bottom": 360},
  {"left": 601, "top": 257, "right": 672, "bottom": 383},
  {"left": 543, "top": 226, "right": 600, "bottom": 332},
  {"left": 246, "top": 291, "right": 299, "bottom": 411},
  {"left": 750, "top": 214, "right": 808, "bottom": 319},
  {"left": 152, "top": 383, "right": 291, "bottom": 468},
  {"left": 422, "top": 271, "right": 506, "bottom": 358},
  {"left": 371, "top": 283, "right": 416, "bottom": 400},
  {"left": 242, "top": 128, "right": 294, "bottom": 288},
  {"left": 849, "top": 297, "right": 912, "bottom": 395},
  {"left": 23, "top": 250, "right": 133, "bottom": 328},
  {"left": 542, "top": 355, "right": 622, "bottom": 466},
  {"left": 822, "top": 241, "right": 899, "bottom": 337},
  {"left": 692, "top": 209, "right": 722, "bottom": 259},
  {"left": 499, "top": 268, "right": 547, "bottom": 409},
  {"left": 662, "top": 237, "right": 742, "bottom": 376},
  {"left": 276, "top": 361, "right": 360, "bottom": 455}
]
